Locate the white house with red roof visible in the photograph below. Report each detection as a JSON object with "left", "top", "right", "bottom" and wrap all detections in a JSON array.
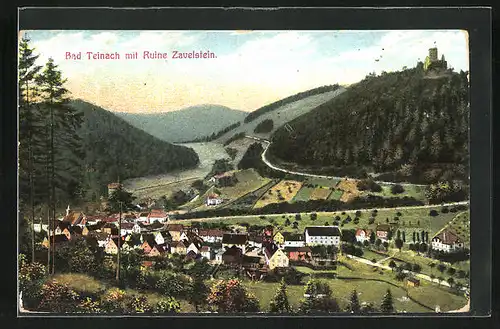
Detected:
[
  {"left": 431, "top": 229, "right": 464, "bottom": 252},
  {"left": 148, "top": 210, "right": 168, "bottom": 224},
  {"left": 137, "top": 212, "right": 149, "bottom": 224},
  {"left": 206, "top": 194, "right": 223, "bottom": 206},
  {"left": 355, "top": 229, "right": 372, "bottom": 243}
]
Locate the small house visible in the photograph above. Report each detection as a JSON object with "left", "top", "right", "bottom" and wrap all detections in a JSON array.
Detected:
[
  {"left": 222, "top": 233, "right": 248, "bottom": 254},
  {"left": 283, "top": 232, "right": 306, "bottom": 247},
  {"left": 406, "top": 277, "right": 420, "bottom": 287},
  {"left": 355, "top": 229, "right": 372, "bottom": 243},
  {"left": 148, "top": 244, "right": 168, "bottom": 257},
  {"left": 264, "top": 243, "right": 289, "bottom": 270},
  {"left": 166, "top": 224, "right": 184, "bottom": 242},
  {"left": 376, "top": 224, "right": 391, "bottom": 241},
  {"left": 198, "top": 229, "right": 225, "bottom": 243},
  {"left": 200, "top": 246, "right": 212, "bottom": 260},
  {"left": 222, "top": 245, "right": 243, "bottom": 264},
  {"left": 170, "top": 241, "right": 187, "bottom": 255},
  {"left": 284, "top": 246, "right": 312, "bottom": 261},
  {"left": 137, "top": 212, "right": 150, "bottom": 224},
  {"left": 206, "top": 194, "right": 223, "bottom": 206},
  {"left": 273, "top": 232, "right": 285, "bottom": 245},
  {"left": 431, "top": 229, "right": 464, "bottom": 252},
  {"left": 148, "top": 209, "right": 168, "bottom": 224}
]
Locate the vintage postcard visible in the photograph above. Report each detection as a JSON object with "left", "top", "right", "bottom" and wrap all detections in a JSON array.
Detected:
[{"left": 18, "top": 28, "right": 472, "bottom": 315}]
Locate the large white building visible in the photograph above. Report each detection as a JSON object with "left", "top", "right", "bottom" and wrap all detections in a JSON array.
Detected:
[
  {"left": 304, "top": 226, "right": 341, "bottom": 246},
  {"left": 431, "top": 229, "right": 464, "bottom": 253}
]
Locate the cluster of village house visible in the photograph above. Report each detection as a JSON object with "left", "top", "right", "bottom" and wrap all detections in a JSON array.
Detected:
[{"left": 36, "top": 204, "right": 465, "bottom": 273}]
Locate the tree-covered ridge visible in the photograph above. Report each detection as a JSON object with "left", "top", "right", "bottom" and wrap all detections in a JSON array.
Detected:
[
  {"left": 244, "top": 84, "right": 340, "bottom": 123},
  {"left": 71, "top": 99, "right": 200, "bottom": 199},
  {"left": 269, "top": 66, "right": 469, "bottom": 184}
]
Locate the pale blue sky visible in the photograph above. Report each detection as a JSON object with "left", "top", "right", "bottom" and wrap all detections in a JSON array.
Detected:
[{"left": 22, "top": 30, "right": 469, "bottom": 113}]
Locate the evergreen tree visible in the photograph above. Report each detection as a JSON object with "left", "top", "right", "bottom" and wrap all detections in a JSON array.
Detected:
[
  {"left": 380, "top": 289, "right": 394, "bottom": 313},
  {"left": 18, "top": 35, "right": 42, "bottom": 263},
  {"left": 347, "top": 289, "right": 361, "bottom": 313},
  {"left": 38, "top": 57, "right": 84, "bottom": 273},
  {"left": 269, "top": 278, "right": 291, "bottom": 313}
]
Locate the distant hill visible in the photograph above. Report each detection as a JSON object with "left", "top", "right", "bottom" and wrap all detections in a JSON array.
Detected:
[
  {"left": 115, "top": 105, "right": 247, "bottom": 143},
  {"left": 69, "top": 99, "right": 200, "bottom": 199},
  {"left": 268, "top": 65, "right": 469, "bottom": 184}
]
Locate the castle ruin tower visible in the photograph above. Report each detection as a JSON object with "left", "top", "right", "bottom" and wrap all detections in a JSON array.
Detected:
[{"left": 429, "top": 47, "right": 438, "bottom": 61}]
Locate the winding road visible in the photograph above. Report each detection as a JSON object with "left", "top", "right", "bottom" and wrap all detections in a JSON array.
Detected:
[{"left": 245, "top": 135, "right": 428, "bottom": 187}]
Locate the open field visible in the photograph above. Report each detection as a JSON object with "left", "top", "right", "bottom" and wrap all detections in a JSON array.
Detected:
[
  {"left": 310, "top": 187, "right": 333, "bottom": 200},
  {"left": 52, "top": 273, "right": 107, "bottom": 294},
  {"left": 218, "top": 169, "right": 271, "bottom": 202},
  {"left": 244, "top": 256, "right": 466, "bottom": 312},
  {"left": 178, "top": 205, "right": 462, "bottom": 238},
  {"left": 378, "top": 249, "right": 470, "bottom": 287},
  {"left": 337, "top": 178, "right": 361, "bottom": 202},
  {"left": 254, "top": 180, "right": 303, "bottom": 208},
  {"left": 130, "top": 178, "right": 199, "bottom": 201},
  {"left": 328, "top": 189, "right": 344, "bottom": 200},
  {"left": 224, "top": 180, "right": 278, "bottom": 210},
  {"left": 362, "top": 184, "right": 427, "bottom": 202},
  {"left": 291, "top": 186, "right": 315, "bottom": 202}
]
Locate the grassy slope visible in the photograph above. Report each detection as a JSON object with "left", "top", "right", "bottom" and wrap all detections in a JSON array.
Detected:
[
  {"left": 180, "top": 206, "right": 460, "bottom": 238},
  {"left": 214, "top": 89, "right": 345, "bottom": 143}
]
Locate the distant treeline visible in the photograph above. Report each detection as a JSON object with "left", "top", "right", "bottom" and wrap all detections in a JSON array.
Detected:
[
  {"left": 187, "top": 121, "right": 241, "bottom": 143},
  {"left": 244, "top": 84, "right": 340, "bottom": 123},
  {"left": 175, "top": 195, "right": 424, "bottom": 220}
]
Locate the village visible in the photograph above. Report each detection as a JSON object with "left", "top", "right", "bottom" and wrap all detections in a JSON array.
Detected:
[{"left": 34, "top": 178, "right": 469, "bottom": 288}]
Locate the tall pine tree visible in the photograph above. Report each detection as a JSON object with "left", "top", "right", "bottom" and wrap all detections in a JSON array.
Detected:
[
  {"left": 347, "top": 289, "right": 361, "bottom": 313},
  {"left": 380, "top": 289, "right": 394, "bottom": 313},
  {"left": 269, "top": 278, "right": 291, "bottom": 313},
  {"left": 38, "top": 57, "right": 84, "bottom": 273},
  {"left": 18, "top": 35, "right": 43, "bottom": 263}
]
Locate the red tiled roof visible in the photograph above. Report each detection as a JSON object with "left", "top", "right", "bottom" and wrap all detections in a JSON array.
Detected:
[
  {"left": 166, "top": 224, "right": 184, "bottom": 232},
  {"left": 199, "top": 229, "right": 225, "bottom": 237},
  {"left": 433, "top": 229, "right": 462, "bottom": 245},
  {"left": 356, "top": 229, "right": 372, "bottom": 236},
  {"left": 200, "top": 246, "right": 210, "bottom": 252}
]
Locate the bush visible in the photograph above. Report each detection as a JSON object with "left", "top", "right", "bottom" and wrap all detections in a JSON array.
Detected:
[
  {"left": 19, "top": 254, "right": 48, "bottom": 308},
  {"left": 441, "top": 207, "right": 449, "bottom": 213},
  {"left": 429, "top": 210, "right": 439, "bottom": 217},
  {"left": 38, "top": 280, "right": 81, "bottom": 313},
  {"left": 391, "top": 184, "right": 405, "bottom": 194}
]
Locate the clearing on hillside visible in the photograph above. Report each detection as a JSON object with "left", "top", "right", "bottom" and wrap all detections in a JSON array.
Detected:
[
  {"left": 336, "top": 178, "right": 361, "bottom": 202},
  {"left": 214, "top": 88, "right": 345, "bottom": 143},
  {"left": 310, "top": 187, "right": 333, "bottom": 200},
  {"left": 254, "top": 180, "right": 303, "bottom": 208}
]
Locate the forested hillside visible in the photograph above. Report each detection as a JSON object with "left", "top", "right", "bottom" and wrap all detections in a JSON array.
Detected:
[
  {"left": 269, "top": 65, "right": 469, "bottom": 184},
  {"left": 71, "top": 99, "right": 200, "bottom": 200}
]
